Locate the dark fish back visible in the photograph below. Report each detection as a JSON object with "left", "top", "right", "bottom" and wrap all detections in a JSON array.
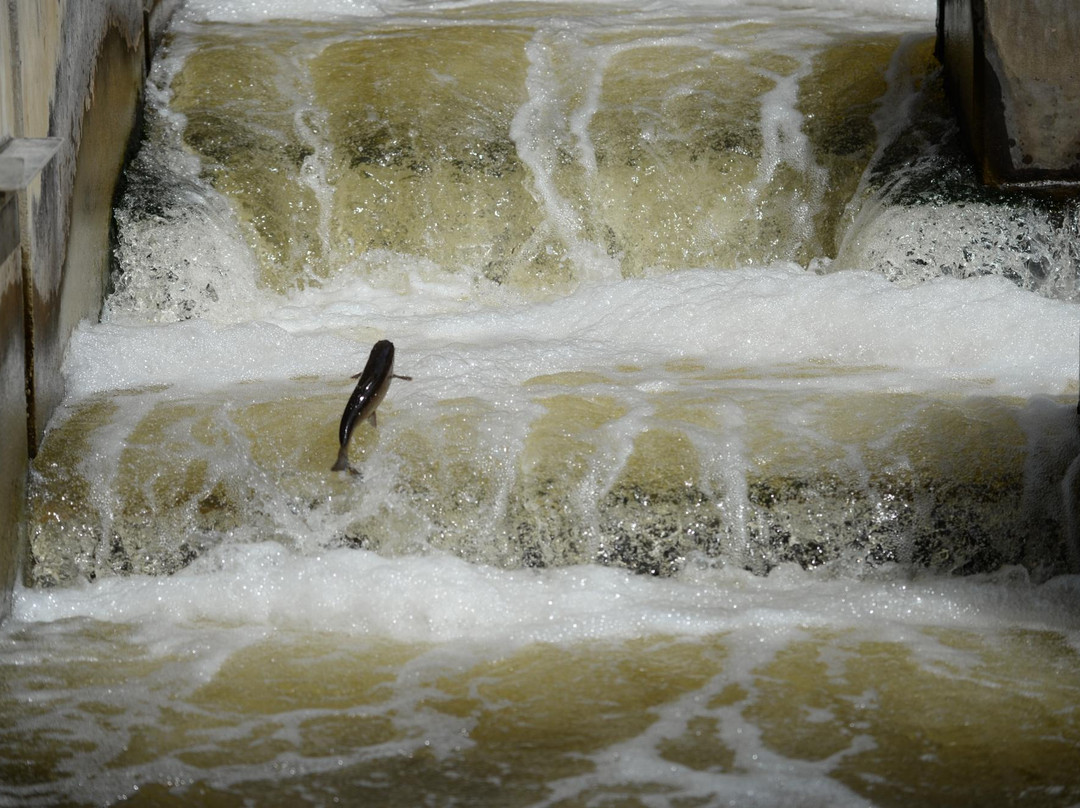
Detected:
[{"left": 338, "top": 340, "right": 395, "bottom": 445}]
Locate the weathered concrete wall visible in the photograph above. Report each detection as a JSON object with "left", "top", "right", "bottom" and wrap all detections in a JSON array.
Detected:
[
  {"left": 0, "top": 192, "right": 25, "bottom": 619},
  {"left": 938, "top": 0, "right": 1080, "bottom": 188},
  {"left": 16, "top": 3, "right": 143, "bottom": 455},
  {"left": 1, "top": 4, "right": 28, "bottom": 622},
  {"left": 0, "top": 1, "right": 179, "bottom": 621}
]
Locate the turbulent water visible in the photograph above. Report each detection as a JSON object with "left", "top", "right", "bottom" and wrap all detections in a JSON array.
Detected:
[{"left": 3, "top": 0, "right": 1080, "bottom": 804}]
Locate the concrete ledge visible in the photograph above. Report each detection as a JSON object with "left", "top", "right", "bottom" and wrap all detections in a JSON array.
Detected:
[
  {"left": 0, "top": 0, "right": 180, "bottom": 621},
  {"left": 938, "top": 0, "right": 1080, "bottom": 188}
]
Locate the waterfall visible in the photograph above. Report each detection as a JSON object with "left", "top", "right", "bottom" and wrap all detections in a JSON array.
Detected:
[{"left": 26, "top": 3, "right": 1079, "bottom": 585}]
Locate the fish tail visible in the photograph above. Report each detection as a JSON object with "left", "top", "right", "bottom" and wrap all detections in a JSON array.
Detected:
[{"left": 331, "top": 445, "right": 350, "bottom": 472}]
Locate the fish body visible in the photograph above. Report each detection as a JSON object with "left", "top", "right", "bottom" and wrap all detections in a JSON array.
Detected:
[{"left": 332, "top": 340, "right": 410, "bottom": 472}]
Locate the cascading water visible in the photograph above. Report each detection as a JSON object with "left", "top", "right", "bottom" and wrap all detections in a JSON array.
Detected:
[{"left": 3, "top": 1, "right": 1079, "bottom": 805}]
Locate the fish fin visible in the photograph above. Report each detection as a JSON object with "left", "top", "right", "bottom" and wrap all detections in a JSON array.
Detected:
[
  {"left": 331, "top": 445, "right": 350, "bottom": 472},
  {"left": 371, "top": 411, "right": 377, "bottom": 428},
  {"left": 393, "top": 374, "right": 413, "bottom": 381}
]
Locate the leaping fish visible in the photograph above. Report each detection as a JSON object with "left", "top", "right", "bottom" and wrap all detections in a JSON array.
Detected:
[{"left": 332, "top": 339, "right": 412, "bottom": 473}]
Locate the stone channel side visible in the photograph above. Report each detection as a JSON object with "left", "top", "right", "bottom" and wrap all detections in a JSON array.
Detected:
[
  {"left": 938, "top": 0, "right": 1080, "bottom": 188},
  {"left": 0, "top": 1, "right": 179, "bottom": 621}
]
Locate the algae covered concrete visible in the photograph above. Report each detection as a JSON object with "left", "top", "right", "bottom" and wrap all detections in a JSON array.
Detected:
[
  {"left": 0, "top": 1, "right": 180, "bottom": 621},
  {"left": 938, "top": 0, "right": 1080, "bottom": 188}
]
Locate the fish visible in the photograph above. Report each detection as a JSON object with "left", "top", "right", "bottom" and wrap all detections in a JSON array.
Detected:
[{"left": 332, "top": 339, "right": 412, "bottom": 473}]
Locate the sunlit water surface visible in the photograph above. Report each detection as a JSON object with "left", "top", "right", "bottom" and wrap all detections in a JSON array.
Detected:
[{"left": 3, "top": 0, "right": 1080, "bottom": 804}]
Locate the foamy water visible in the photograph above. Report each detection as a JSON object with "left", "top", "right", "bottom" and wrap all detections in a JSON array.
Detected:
[
  {"left": 6, "top": 546, "right": 1080, "bottom": 806},
  {"left": 15, "top": 543, "right": 1080, "bottom": 644},
  {"left": 177, "top": 0, "right": 934, "bottom": 24},
  {"left": 72, "top": 267, "right": 1078, "bottom": 400}
]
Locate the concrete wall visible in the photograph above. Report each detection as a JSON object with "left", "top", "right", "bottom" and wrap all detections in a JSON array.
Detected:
[
  {"left": 938, "top": 0, "right": 1080, "bottom": 188},
  {"left": 1, "top": 5, "right": 29, "bottom": 623},
  {"left": 0, "top": 190, "right": 25, "bottom": 621},
  {"left": 0, "top": 1, "right": 179, "bottom": 621}
]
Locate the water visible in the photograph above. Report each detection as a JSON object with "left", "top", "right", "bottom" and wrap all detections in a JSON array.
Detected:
[{"left": 4, "top": 0, "right": 1080, "bottom": 804}]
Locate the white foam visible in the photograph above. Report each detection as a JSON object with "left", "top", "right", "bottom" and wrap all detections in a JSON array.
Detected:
[
  {"left": 12, "top": 547, "right": 1080, "bottom": 644},
  {"left": 64, "top": 267, "right": 1078, "bottom": 401},
  {"left": 177, "top": 0, "right": 934, "bottom": 24},
  {"left": 177, "top": 0, "right": 385, "bottom": 23}
]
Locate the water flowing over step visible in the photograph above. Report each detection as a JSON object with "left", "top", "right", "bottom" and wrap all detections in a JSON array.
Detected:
[
  {"left": 27, "top": 372, "right": 1079, "bottom": 585},
  {"left": 27, "top": 6, "right": 1080, "bottom": 585}
]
